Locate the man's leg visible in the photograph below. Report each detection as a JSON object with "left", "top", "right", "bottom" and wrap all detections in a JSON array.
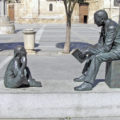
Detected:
[
  {"left": 74, "top": 51, "right": 120, "bottom": 91},
  {"left": 25, "top": 67, "right": 42, "bottom": 87},
  {"left": 4, "top": 75, "right": 26, "bottom": 88},
  {"left": 74, "top": 59, "right": 92, "bottom": 82}
]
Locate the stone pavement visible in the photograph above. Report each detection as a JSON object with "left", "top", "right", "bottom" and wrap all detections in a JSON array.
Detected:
[
  {"left": 0, "top": 23, "right": 100, "bottom": 54},
  {"left": 0, "top": 24, "right": 119, "bottom": 119},
  {"left": 1, "top": 118, "right": 120, "bottom": 120},
  {"left": 0, "top": 23, "right": 103, "bottom": 82}
]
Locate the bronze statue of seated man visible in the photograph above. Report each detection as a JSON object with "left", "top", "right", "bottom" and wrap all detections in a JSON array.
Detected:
[
  {"left": 4, "top": 46, "right": 42, "bottom": 88},
  {"left": 73, "top": 10, "right": 120, "bottom": 91}
]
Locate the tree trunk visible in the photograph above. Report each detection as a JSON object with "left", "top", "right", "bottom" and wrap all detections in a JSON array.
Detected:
[{"left": 64, "top": 16, "right": 71, "bottom": 54}]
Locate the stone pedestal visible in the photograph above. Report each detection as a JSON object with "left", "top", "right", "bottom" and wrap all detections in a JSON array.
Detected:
[
  {"left": 0, "top": 16, "right": 15, "bottom": 34},
  {"left": 23, "top": 29, "right": 36, "bottom": 54},
  {"left": 105, "top": 60, "right": 120, "bottom": 88}
]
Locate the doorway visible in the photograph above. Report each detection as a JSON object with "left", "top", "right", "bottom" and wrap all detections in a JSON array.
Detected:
[
  {"left": 84, "top": 15, "right": 88, "bottom": 23},
  {"left": 79, "top": 3, "right": 89, "bottom": 24},
  {"left": 8, "top": 4, "right": 14, "bottom": 21}
]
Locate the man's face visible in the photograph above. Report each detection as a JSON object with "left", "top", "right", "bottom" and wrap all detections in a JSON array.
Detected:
[{"left": 94, "top": 15, "right": 103, "bottom": 27}]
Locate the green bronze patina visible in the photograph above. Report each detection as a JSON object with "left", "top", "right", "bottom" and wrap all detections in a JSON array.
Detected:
[
  {"left": 4, "top": 46, "right": 42, "bottom": 88},
  {"left": 74, "top": 10, "right": 120, "bottom": 91}
]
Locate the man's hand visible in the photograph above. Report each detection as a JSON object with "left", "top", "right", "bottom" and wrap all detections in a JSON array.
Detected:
[
  {"left": 18, "top": 70, "right": 24, "bottom": 78},
  {"left": 82, "top": 49, "right": 90, "bottom": 55},
  {"left": 82, "top": 48, "right": 94, "bottom": 56},
  {"left": 21, "top": 56, "right": 27, "bottom": 67}
]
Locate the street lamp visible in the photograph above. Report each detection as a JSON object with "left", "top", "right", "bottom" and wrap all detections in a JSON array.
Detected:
[{"left": 116, "top": 0, "right": 120, "bottom": 24}]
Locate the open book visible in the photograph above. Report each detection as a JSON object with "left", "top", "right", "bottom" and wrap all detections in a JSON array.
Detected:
[{"left": 71, "top": 49, "right": 86, "bottom": 63}]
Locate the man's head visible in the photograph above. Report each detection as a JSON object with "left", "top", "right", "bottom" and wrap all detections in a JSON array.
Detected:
[
  {"left": 94, "top": 10, "right": 108, "bottom": 26},
  {"left": 14, "top": 46, "right": 26, "bottom": 58}
]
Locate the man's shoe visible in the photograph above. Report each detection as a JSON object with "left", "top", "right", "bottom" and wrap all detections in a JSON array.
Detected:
[
  {"left": 74, "top": 82, "right": 93, "bottom": 91},
  {"left": 28, "top": 79, "right": 42, "bottom": 87},
  {"left": 74, "top": 74, "right": 86, "bottom": 82}
]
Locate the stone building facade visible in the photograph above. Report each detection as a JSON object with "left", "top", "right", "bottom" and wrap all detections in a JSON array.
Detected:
[
  {"left": 7, "top": 0, "right": 120, "bottom": 24},
  {"left": 0, "top": 0, "right": 7, "bottom": 16},
  {"left": 79, "top": 2, "right": 89, "bottom": 23},
  {"left": 104, "top": 0, "right": 120, "bottom": 23},
  {"left": 8, "top": 0, "right": 79, "bottom": 23},
  {"left": 87, "top": 0, "right": 120, "bottom": 24}
]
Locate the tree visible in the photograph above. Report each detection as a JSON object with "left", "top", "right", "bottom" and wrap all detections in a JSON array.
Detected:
[{"left": 63, "top": 0, "right": 84, "bottom": 53}]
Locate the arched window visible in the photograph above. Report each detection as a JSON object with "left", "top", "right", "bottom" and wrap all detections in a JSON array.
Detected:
[{"left": 49, "top": 4, "right": 53, "bottom": 11}]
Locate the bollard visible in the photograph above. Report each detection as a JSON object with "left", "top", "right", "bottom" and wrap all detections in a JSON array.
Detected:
[{"left": 23, "top": 29, "right": 36, "bottom": 54}]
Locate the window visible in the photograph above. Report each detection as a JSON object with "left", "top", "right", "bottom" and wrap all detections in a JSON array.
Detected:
[
  {"left": 49, "top": 4, "right": 53, "bottom": 11},
  {"left": 114, "top": 0, "right": 120, "bottom": 7}
]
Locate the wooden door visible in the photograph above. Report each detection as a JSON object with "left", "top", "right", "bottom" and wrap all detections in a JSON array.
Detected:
[{"left": 8, "top": 4, "right": 14, "bottom": 21}]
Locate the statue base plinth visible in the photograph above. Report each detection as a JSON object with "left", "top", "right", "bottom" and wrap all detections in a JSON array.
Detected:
[
  {"left": 105, "top": 60, "right": 120, "bottom": 88},
  {"left": 26, "top": 49, "right": 36, "bottom": 54},
  {"left": 0, "top": 80, "right": 120, "bottom": 118},
  {"left": 0, "top": 16, "right": 15, "bottom": 34}
]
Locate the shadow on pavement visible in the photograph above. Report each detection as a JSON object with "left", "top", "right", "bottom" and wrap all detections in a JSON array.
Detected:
[
  {"left": 56, "top": 42, "right": 93, "bottom": 51},
  {"left": 0, "top": 42, "right": 39, "bottom": 50},
  {"left": 15, "top": 29, "right": 23, "bottom": 33},
  {"left": 93, "top": 79, "right": 105, "bottom": 87}
]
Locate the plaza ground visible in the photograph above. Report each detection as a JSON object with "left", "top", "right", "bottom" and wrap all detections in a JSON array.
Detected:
[
  {"left": 0, "top": 23, "right": 104, "bottom": 84},
  {"left": 0, "top": 24, "right": 119, "bottom": 119}
]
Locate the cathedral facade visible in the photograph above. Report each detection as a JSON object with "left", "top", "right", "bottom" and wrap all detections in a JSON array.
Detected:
[
  {"left": 87, "top": 0, "right": 120, "bottom": 24},
  {"left": 8, "top": 0, "right": 79, "bottom": 23},
  {"left": 7, "top": 0, "right": 120, "bottom": 24}
]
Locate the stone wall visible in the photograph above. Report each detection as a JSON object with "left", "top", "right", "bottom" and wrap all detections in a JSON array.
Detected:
[
  {"left": 0, "top": 0, "right": 2, "bottom": 16},
  {"left": 8, "top": 0, "right": 120, "bottom": 24},
  {"left": 87, "top": 0, "right": 119, "bottom": 24},
  {"left": 12, "top": 0, "right": 79, "bottom": 24},
  {"left": 0, "top": 0, "right": 8, "bottom": 16},
  {"left": 14, "top": 0, "right": 40, "bottom": 23},
  {"left": 72, "top": 3, "right": 80, "bottom": 23},
  {"left": 86, "top": 0, "right": 104, "bottom": 24},
  {"left": 39, "top": 0, "right": 65, "bottom": 23},
  {"left": 104, "top": 0, "right": 119, "bottom": 23}
]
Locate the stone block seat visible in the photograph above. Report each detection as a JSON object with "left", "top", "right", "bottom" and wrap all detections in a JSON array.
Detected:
[
  {"left": 0, "top": 79, "right": 120, "bottom": 119},
  {"left": 105, "top": 60, "right": 120, "bottom": 88}
]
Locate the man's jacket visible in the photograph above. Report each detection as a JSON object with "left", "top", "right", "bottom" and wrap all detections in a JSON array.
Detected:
[{"left": 89, "top": 19, "right": 120, "bottom": 54}]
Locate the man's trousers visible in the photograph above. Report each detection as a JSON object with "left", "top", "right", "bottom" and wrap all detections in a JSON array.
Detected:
[{"left": 82, "top": 50, "right": 120, "bottom": 84}]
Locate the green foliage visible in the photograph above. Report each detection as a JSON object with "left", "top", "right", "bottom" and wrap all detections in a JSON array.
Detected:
[
  {"left": 65, "top": 0, "right": 84, "bottom": 4},
  {"left": 7, "top": 0, "right": 20, "bottom": 3},
  {"left": 78, "top": 0, "right": 84, "bottom": 3},
  {"left": 7, "top": 0, "right": 15, "bottom": 3}
]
